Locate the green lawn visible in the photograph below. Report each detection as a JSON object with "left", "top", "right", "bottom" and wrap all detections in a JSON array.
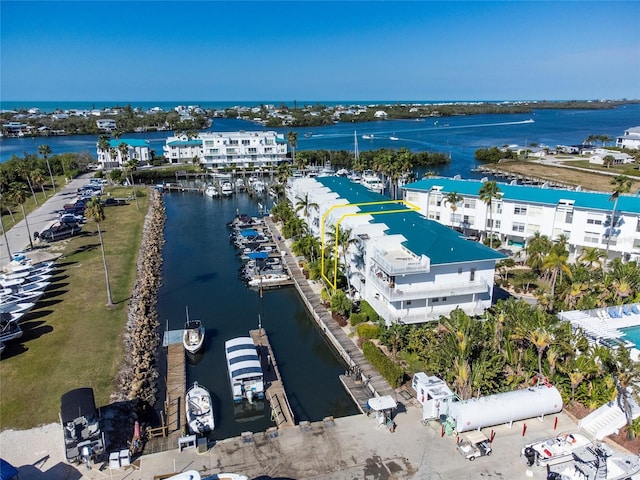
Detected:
[{"left": 0, "top": 187, "right": 149, "bottom": 430}]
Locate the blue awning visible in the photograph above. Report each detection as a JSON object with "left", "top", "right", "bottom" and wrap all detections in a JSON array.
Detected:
[
  {"left": 247, "top": 252, "right": 269, "bottom": 259},
  {"left": 240, "top": 229, "right": 258, "bottom": 237},
  {"left": 0, "top": 459, "right": 19, "bottom": 480}
]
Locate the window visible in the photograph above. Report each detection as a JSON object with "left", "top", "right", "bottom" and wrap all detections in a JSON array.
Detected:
[
  {"left": 514, "top": 205, "right": 527, "bottom": 215},
  {"left": 487, "top": 219, "right": 501, "bottom": 229},
  {"left": 229, "top": 139, "right": 239, "bottom": 145},
  {"left": 584, "top": 231, "right": 599, "bottom": 244},
  {"left": 464, "top": 199, "right": 476, "bottom": 209},
  {"left": 458, "top": 267, "right": 463, "bottom": 274},
  {"left": 564, "top": 211, "right": 573, "bottom": 224},
  {"left": 512, "top": 222, "right": 525, "bottom": 233},
  {"left": 587, "top": 217, "right": 603, "bottom": 225},
  {"left": 633, "top": 238, "right": 640, "bottom": 249},
  {"left": 242, "top": 139, "right": 250, "bottom": 146},
  {"left": 470, "top": 268, "right": 476, "bottom": 281}
]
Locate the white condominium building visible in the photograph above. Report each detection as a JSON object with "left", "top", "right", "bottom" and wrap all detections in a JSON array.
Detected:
[
  {"left": 287, "top": 176, "right": 505, "bottom": 325},
  {"left": 96, "top": 138, "right": 151, "bottom": 170},
  {"left": 616, "top": 126, "right": 640, "bottom": 150},
  {"left": 402, "top": 177, "right": 640, "bottom": 263},
  {"left": 163, "top": 131, "right": 288, "bottom": 169}
]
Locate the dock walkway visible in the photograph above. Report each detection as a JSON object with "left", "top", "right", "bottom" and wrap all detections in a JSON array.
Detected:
[
  {"left": 249, "top": 328, "right": 295, "bottom": 428},
  {"left": 264, "top": 217, "right": 395, "bottom": 412},
  {"left": 165, "top": 343, "right": 186, "bottom": 438}
]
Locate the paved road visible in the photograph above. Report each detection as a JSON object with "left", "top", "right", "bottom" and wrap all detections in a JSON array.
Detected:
[{"left": 0, "top": 174, "right": 93, "bottom": 269}]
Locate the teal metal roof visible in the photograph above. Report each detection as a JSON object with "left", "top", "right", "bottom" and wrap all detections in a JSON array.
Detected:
[
  {"left": 109, "top": 139, "right": 150, "bottom": 148},
  {"left": 316, "top": 176, "right": 505, "bottom": 264},
  {"left": 404, "top": 178, "right": 640, "bottom": 214},
  {"left": 166, "top": 139, "right": 202, "bottom": 147}
]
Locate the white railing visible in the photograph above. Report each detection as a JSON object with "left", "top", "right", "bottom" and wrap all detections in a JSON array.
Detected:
[
  {"left": 371, "top": 248, "right": 430, "bottom": 275},
  {"left": 368, "top": 274, "right": 489, "bottom": 301}
]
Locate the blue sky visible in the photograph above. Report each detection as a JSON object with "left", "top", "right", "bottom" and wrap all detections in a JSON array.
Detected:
[{"left": 1, "top": 1, "right": 639, "bottom": 101}]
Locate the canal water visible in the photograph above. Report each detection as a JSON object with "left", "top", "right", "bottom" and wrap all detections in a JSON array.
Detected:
[{"left": 157, "top": 190, "right": 359, "bottom": 440}]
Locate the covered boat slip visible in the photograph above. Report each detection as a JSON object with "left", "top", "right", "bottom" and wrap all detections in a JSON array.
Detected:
[{"left": 224, "top": 337, "right": 265, "bottom": 402}]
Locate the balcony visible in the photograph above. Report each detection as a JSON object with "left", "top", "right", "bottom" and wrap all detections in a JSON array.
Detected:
[
  {"left": 367, "top": 273, "right": 489, "bottom": 301},
  {"left": 371, "top": 247, "right": 430, "bottom": 275}
]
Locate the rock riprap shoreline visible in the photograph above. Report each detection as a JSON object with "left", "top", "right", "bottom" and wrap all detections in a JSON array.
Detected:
[{"left": 113, "top": 189, "right": 166, "bottom": 407}]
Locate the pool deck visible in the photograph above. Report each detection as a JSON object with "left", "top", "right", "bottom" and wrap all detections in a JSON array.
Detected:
[{"left": 559, "top": 305, "right": 640, "bottom": 360}]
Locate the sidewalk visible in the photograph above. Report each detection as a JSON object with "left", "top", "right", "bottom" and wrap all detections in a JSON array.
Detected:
[{"left": 0, "top": 174, "right": 93, "bottom": 269}]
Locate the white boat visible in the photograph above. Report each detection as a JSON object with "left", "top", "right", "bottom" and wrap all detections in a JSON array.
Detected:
[
  {"left": 185, "top": 381, "right": 215, "bottom": 435},
  {"left": 224, "top": 336, "right": 264, "bottom": 403},
  {"left": 221, "top": 181, "right": 234, "bottom": 196},
  {"left": 247, "top": 273, "right": 290, "bottom": 288},
  {"left": 0, "top": 289, "right": 45, "bottom": 309},
  {"left": 0, "top": 316, "right": 23, "bottom": 343},
  {"left": 547, "top": 443, "right": 640, "bottom": 480},
  {"left": 204, "top": 185, "right": 219, "bottom": 198},
  {"left": 522, "top": 431, "right": 593, "bottom": 466},
  {"left": 0, "top": 302, "right": 35, "bottom": 316},
  {"left": 235, "top": 178, "right": 246, "bottom": 191},
  {"left": 183, "top": 307, "right": 205, "bottom": 354},
  {"left": 362, "top": 134, "right": 374, "bottom": 140},
  {"left": 389, "top": 135, "right": 399, "bottom": 141},
  {"left": 252, "top": 180, "right": 266, "bottom": 195},
  {"left": 361, "top": 170, "right": 384, "bottom": 193}
]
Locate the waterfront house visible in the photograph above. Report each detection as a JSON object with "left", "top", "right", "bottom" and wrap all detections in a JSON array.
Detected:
[
  {"left": 616, "top": 126, "right": 640, "bottom": 150},
  {"left": 96, "top": 119, "right": 117, "bottom": 132},
  {"left": 402, "top": 177, "right": 640, "bottom": 263},
  {"left": 96, "top": 138, "right": 151, "bottom": 170},
  {"left": 588, "top": 149, "right": 634, "bottom": 166},
  {"left": 287, "top": 176, "right": 505, "bottom": 325},
  {"left": 163, "top": 131, "right": 288, "bottom": 170}
]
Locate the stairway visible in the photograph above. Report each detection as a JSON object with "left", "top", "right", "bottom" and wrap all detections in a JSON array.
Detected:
[{"left": 578, "top": 402, "right": 627, "bottom": 440}]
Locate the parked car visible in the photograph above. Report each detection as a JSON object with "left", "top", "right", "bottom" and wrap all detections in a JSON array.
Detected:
[
  {"left": 36, "top": 223, "right": 82, "bottom": 242},
  {"left": 101, "top": 197, "right": 127, "bottom": 206},
  {"left": 59, "top": 213, "right": 85, "bottom": 224}
]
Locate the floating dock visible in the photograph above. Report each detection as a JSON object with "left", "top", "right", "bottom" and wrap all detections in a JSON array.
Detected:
[{"left": 249, "top": 328, "right": 295, "bottom": 428}]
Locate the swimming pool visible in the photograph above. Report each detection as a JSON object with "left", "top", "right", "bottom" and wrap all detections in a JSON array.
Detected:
[{"left": 620, "top": 325, "right": 640, "bottom": 348}]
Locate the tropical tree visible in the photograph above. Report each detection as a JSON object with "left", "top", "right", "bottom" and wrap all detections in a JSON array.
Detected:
[
  {"left": 478, "top": 181, "right": 501, "bottom": 248},
  {"left": 30, "top": 168, "right": 47, "bottom": 198},
  {"left": 0, "top": 195, "right": 13, "bottom": 259},
  {"left": 85, "top": 197, "right": 113, "bottom": 306},
  {"left": 444, "top": 191, "right": 464, "bottom": 228},
  {"left": 124, "top": 158, "right": 140, "bottom": 210},
  {"left": 528, "top": 327, "right": 553, "bottom": 377},
  {"left": 604, "top": 175, "right": 632, "bottom": 263},
  {"left": 9, "top": 182, "right": 34, "bottom": 250},
  {"left": 525, "top": 232, "right": 552, "bottom": 273},
  {"left": 578, "top": 247, "right": 605, "bottom": 272},
  {"left": 542, "top": 250, "right": 572, "bottom": 298},
  {"left": 604, "top": 348, "right": 640, "bottom": 440},
  {"left": 16, "top": 160, "right": 38, "bottom": 206},
  {"left": 294, "top": 193, "right": 318, "bottom": 228},
  {"left": 602, "top": 155, "right": 615, "bottom": 169},
  {"left": 287, "top": 131, "right": 298, "bottom": 166},
  {"left": 38, "top": 144, "right": 56, "bottom": 192}
]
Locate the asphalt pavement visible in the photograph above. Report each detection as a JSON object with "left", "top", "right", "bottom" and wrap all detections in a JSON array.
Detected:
[{"left": 0, "top": 174, "right": 93, "bottom": 269}]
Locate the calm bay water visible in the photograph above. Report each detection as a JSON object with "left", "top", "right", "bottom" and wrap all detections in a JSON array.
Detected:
[
  {"left": 158, "top": 191, "right": 358, "bottom": 440},
  {"left": 2, "top": 104, "right": 639, "bottom": 179}
]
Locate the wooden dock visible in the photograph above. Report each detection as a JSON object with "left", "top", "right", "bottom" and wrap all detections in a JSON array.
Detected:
[
  {"left": 165, "top": 343, "right": 186, "bottom": 438},
  {"left": 249, "top": 328, "right": 295, "bottom": 428}
]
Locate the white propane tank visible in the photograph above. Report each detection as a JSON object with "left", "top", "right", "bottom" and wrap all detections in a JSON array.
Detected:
[{"left": 450, "top": 384, "right": 563, "bottom": 433}]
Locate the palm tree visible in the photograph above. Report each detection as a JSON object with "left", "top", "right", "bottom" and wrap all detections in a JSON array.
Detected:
[
  {"left": 444, "top": 191, "right": 464, "bottom": 228},
  {"left": 85, "top": 197, "right": 113, "bottom": 306},
  {"left": 605, "top": 175, "right": 632, "bottom": 263},
  {"left": 38, "top": 144, "right": 56, "bottom": 192},
  {"left": 602, "top": 155, "right": 615, "bottom": 169},
  {"left": 287, "top": 131, "right": 298, "bottom": 166},
  {"left": 9, "top": 182, "right": 34, "bottom": 250},
  {"left": 124, "top": 159, "right": 140, "bottom": 210},
  {"left": 525, "top": 232, "right": 552, "bottom": 273},
  {"left": 0, "top": 195, "right": 13, "bottom": 259},
  {"left": 294, "top": 193, "right": 318, "bottom": 228},
  {"left": 276, "top": 162, "right": 292, "bottom": 185},
  {"left": 578, "top": 246, "right": 604, "bottom": 271},
  {"left": 478, "top": 181, "right": 501, "bottom": 248},
  {"left": 30, "top": 168, "right": 47, "bottom": 198},
  {"left": 118, "top": 142, "right": 130, "bottom": 171},
  {"left": 17, "top": 160, "right": 38, "bottom": 206},
  {"left": 542, "top": 250, "right": 572, "bottom": 298}
]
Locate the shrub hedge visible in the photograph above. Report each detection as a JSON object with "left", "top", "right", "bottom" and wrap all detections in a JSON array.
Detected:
[
  {"left": 356, "top": 323, "right": 381, "bottom": 339},
  {"left": 349, "top": 312, "right": 367, "bottom": 326},
  {"left": 359, "top": 300, "right": 380, "bottom": 323},
  {"left": 362, "top": 340, "right": 404, "bottom": 388}
]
